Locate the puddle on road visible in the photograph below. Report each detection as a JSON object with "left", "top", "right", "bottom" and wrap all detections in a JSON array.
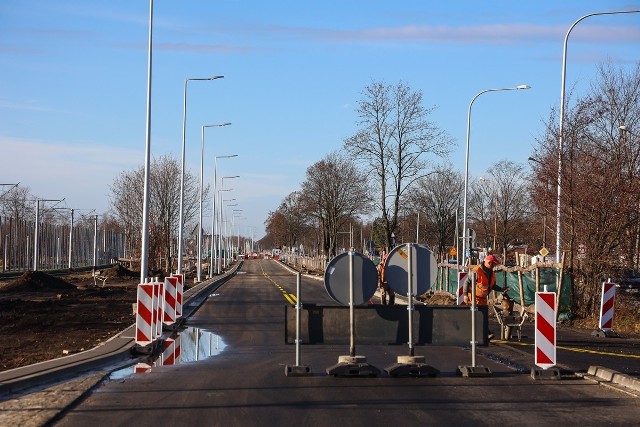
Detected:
[{"left": 109, "top": 327, "right": 226, "bottom": 380}]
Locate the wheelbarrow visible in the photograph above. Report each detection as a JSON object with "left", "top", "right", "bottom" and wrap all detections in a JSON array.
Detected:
[{"left": 492, "top": 293, "right": 528, "bottom": 341}]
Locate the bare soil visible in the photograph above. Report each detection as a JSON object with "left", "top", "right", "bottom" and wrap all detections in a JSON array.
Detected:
[{"left": 0, "top": 266, "right": 142, "bottom": 371}]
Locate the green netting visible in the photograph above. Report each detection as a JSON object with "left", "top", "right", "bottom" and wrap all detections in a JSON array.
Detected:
[{"left": 434, "top": 265, "right": 572, "bottom": 315}]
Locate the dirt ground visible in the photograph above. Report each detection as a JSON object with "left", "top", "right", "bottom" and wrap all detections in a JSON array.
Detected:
[
  {"left": 0, "top": 266, "right": 143, "bottom": 371},
  {"left": 0, "top": 266, "right": 638, "bottom": 373}
]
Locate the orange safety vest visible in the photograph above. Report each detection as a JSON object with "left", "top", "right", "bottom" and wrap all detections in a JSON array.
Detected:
[
  {"left": 467, "top": 265, "right": 496, "bottom": 306},
  {"left": 378, "top": 255, "right": 387, "bottom": 283}
]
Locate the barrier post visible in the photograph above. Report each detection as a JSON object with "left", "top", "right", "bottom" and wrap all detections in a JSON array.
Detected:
[
  {"left": 135, "top": 283, "right": 154, "bottom": 345},
  {"left": 154, "top": 280, "right": 164, "bottom": 338},
  {"left": 173, "top": 273, "right": 184, "bottom": 318},
  {"left": 531, "top": 290, "right": 560, "bottom": 379},
  {"left": 163, "top": 276, "right": 178, "bottom": 325},
  {"left": 161, "top": 337, "right": 176, "bottom": 366},
  {"left": 592, "top": 280, "right": 619, "bottom": 337}
]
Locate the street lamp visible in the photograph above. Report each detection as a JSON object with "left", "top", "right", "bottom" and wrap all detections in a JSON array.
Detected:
[
  {"left": 140, "top": 0, "right": 153, "bottom": 284},
  {"left": 197, "top": 123, "right": 231, "bottom": 282},
  {"left": 0, "top": 183, "right": 19, "bottom": 200},
  {"left": 461, "top": 84, "right": 530, "bottom": 266},
  {"left": 233, "top": 210, "right": 244, "bottom": 258},
  {"left": 210, "top": 154, "right": 238, "bottom": 277},
  {"left": 217, "top": 184, "right": 237, "bottom": 273},
  {"left": 223, "top": 202, "right": 239, "bottom": 268},
  {"left": 177, "top": 74, "right": 224, "bottom": 277},
  {"left": 528, "top": 156, "right": 550, "bottom": 253},
  {"left": 219, "top": 176, "right": 239, "bottom": 271},
  {"left": 556, "top": 9, "right": 640, "bottom": 264}
]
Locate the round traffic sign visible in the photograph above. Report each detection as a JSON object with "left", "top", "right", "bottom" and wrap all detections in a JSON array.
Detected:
[
  {"left": 324, "top": 251, "right": 378, "bottom": 306},
  {"left": 384, "top": 243, "right": 437, "bottom": 296}
]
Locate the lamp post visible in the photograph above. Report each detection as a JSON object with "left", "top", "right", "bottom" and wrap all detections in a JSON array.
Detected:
[
  {"left": 461, "top": 85, "right": 530, "bottom": 266},
  {"left": 218, "top": 176, "right": 238, "bottom": 271},
  {"left": 233, "top": 210, "right": 244, "bottom": 258},
  {"left": 197, "top": 123, "right": 231, "bottom": 282},
  {"left": 215, "top": 189, "right": 232, "bottom": 273},
  {"left": 210, "top": 154, "right": 238, "bottom": 277},
  {"left": 177, "top": 75, "right": 224, "bottom": 277},
  {"left": 140, "top": 0, "right": 153, "bottom": 284},
  {"left": 224, "top": 202, "right": 239, "bottom": 268},
  {"left": 528, "top": 156, "right": 551, "bottom": 254},
  {"left": 556, "top": 9, "right": 640, "bottom": 264}
]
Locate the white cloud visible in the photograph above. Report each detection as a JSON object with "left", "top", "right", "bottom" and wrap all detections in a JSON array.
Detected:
[{"left": 1, "top": 136, "right": 141, "bottom": 212}]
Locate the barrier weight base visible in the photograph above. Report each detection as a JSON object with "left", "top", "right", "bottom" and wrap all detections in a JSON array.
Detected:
[
  {"left": 285, "top": 365, "right": 312, "bottom": 377},
  {"left": 531, "top": 367, "right": 561, "bottom": 380},
  {"left": 591, "top": 329, "right": 619, "bottom": 338},
  {"left": 385, "top": 362, "right": 439, "bottom": 377},
  {"left": 326, "top": 356, "right": 380, "bottom": 377},
  {"left": 456, "top": 365, "right": 493, "bottom": 377}
]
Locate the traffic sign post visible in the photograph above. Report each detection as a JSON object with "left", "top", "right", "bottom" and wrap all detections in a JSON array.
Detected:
[
  {"left": 324, "top": 250, "right": 380, "bottom": 377},
  {"left": 457, "top": 271, "right": 492, "bottom": 377},
  {"left": 285, "top": 272, "right": 312, "bottom": 376},
  {"left": 384, "top": 243, "right": 439, "bottom": 377}
]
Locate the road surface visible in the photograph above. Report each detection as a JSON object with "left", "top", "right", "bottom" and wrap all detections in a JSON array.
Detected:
[{"left": 50, "top": 259, "right": 639, "bottom": 426}]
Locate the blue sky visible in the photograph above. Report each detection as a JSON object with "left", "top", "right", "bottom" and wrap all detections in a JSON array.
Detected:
[{"left": 2, "top": 1, "right": 640, "bottom": 240}]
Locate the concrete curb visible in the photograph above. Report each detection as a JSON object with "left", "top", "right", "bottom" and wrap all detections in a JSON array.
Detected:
[{"left": 585, "top": 365, "right": 640, "bottom": 394}]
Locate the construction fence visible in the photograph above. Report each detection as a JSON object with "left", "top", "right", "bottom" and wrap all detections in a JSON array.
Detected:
[
  {"left": 0, "top": 215, "right": 126, "bottom": 272},
  {"left": 435, "top": 262, "right": 573, "bottom": 317}
]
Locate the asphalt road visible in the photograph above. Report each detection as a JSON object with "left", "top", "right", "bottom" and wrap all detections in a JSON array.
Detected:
[{"left": 52, "top": 259, "right": 640, "bottom": 426}]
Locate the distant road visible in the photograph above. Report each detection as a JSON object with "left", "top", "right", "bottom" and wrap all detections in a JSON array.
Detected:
[{"left": 56, "top": 259, "right": 640, "bottom": 426}]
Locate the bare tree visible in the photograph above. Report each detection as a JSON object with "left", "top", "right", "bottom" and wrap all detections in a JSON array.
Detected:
[
  {"left": 0, "top": 184, "right": 34, "bottom": 221},
  {"left": 468, "top": 160, "right": 533, "bottom": 262},
  {"left": 301, "top": 151, "right": 371, "bottom": 257},
  {"left": 534, "top": 62, "right": 640, "bottom": 315},
  {"left": 264, "top": 209, "right": 288, "bottom": 249},
  {"left": 344, "top": 80, "right": 452, "bottom": 251},
  {"left": 282, "top": 191, "right": 312, "bottom": 249},
  {"left": 406, "top": 166, "right": 463, "bottom": 259},
  {"left": 109, "top": 155, "right": 203, "bottom": 272}
]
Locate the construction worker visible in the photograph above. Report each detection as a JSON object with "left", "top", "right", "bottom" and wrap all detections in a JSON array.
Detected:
[
  {"left": 377, "top": 252, "right": 395, "bottom": 305},
  {"left": 463, "top": 254, "right": 508, "bottom": 339}
]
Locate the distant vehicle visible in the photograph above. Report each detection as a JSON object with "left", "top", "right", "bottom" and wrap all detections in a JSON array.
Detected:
[
  {"left": 618, "top": 276, "right": 640, "bottom": 290},
  {"left": 608, "top": 269, "right": 640, "bottom": 290}
]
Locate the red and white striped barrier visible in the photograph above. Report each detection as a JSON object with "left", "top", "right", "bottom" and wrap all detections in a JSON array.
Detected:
[
  {"left": 134, "top": 362, "right": 152, "bottom": 374},
  {"left": 135, "top": 283, "right": 154, "bottom": 345},
  {"left": 161, "top": 337, "right": 176, "bottom": 366},
  {"left": 534, "top": 291, "right": 556, "bottom": 369},
  {"left": 457, "top": 271, "right": 467, "bottom": 305},
  {"left": 174, "top": 334, "right": 181, "bottom": 363},
  {"left": 598, "top": 281, "right": 617, "bottom": 331},
  {"left": 153, "top": 280, "right": 164, "bottom": 339},
  {"left": 163, "top": 276, "right": 178, "bottom": 325},
  {"left": 173, "top": 274, "right": 184, "bottom": 318}
]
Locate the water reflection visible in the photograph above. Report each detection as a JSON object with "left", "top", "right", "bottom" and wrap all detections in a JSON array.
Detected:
[{"left": 109, "top": 326, "right": 225, "bottom": 380}]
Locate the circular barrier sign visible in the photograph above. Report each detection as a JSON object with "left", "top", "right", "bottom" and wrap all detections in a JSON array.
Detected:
[
  {"left": 384, "top": 243, "right": 437, "bottom": 296},
  {"left": 324, "top": 251, "right": 378, "bottom": 306}
]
